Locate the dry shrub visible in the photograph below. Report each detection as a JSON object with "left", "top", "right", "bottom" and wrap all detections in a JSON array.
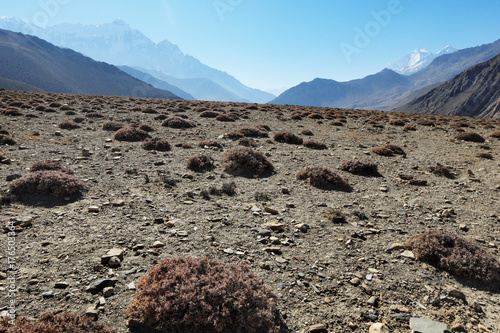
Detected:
[
  {"left": 489, "top": 131, "right": 500, "bottom": 139},
  {"left": 476, "top": 152, "right": 493, "bottom": 159},
  {"left": 416, "top": 118, "right": 435, "bottom": 126},
  {"left": 198, "top": 141, "right": 224, "bottom": 149},
  {"left": 429, "top": 163, "right": 454, "bottom": 178},
  {"left": 225, "top": 131, "right": 244, "bottom": 140},
  {"left": 141, "top": 138, "right": 171, "bottom": 151},
  {"left": 138, "top": 124, "right": 155, "bottom": 132},
  {"left": 125, "top": 257, "right": 280, "bottom": 333},
  {"left": 187, "top": 154, "right": 215, "bottom": 172},
  {"left": 388, "top": 118, "right": 406, "bottom": 126},
  {"left": 384, "top": 144, "right": 405, "bottom": 155},
  {"left": 339, "top": 158, "right": 378, "bottom": 175},
  {"left": 299, "top": 129, "right": 314, "bottom": 136},
  {"left": 402, "top": 124, "right": 416, "bottom": 131},
  {"left": 454, "top": 132, "right": 485, "bottom": 143},
  {"left": 238, "top": 137, "right": 257, "bottom": 147},
  {"left": 0, "top": 134, "right": 16, "bottom": 145},
  {"left": 303, "top": 141, "right": 327, "bottom": 150},
  {"left": 371, "top": 146, "right": 394, "bottom": 156},
  {"left": 0, "top": 312, "right": 115, "bottom": 333},
  {"left": 199, "top": 110, "right": 222, "bottom": 118},
  {"left": 114, "top": 126, "right": 150, "bottom": 142},
  {"left": 2, "top": 107, "right": 22, "bottom": 116},
  {"left": 30, "top": 161, "right": 73, "bottom": 174},
  {"left": 223, "top": 147, "right": 274, "bottom": 177},
  {"left": 162, "top": 117, "right": 196, "bottom": 128},
  {"left": 9, "top": 170, "right": 85, "bottom": 197},
  {"left": 408, "top": 230, "right": 500, "bottom": 285},
  {"left": 274, "top": 132, "right": 303, "bottom": 144},
  {"left": 296, "top": 166, "right": 350, "bottom": 190},
  {"left": 58, "top": 120, "right": 80, "bottom": 130},
  {"left": 102, "top": 121, "right": 124, "bottom": 131},
  {"left": 238, "top": 126, "right": 269, "bottom": 138},
  {"left": 322, "top": 208, "right": 347, "bottom": 223},
  {"left": 215, "top": 113, "right": 237, "bottom": 122}
]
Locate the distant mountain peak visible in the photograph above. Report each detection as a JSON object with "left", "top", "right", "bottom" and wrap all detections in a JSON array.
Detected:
[{"left": 388, "top": 46, "right": 457, "bottom": 75}]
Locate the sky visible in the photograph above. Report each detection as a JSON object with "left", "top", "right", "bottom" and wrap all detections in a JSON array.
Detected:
[{"left": 2, "top": 0, "right": 500, "bottom": 94}]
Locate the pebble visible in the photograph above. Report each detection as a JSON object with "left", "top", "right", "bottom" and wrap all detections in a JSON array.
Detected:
[
  {"left": 42, "top": 291, "right": 54, "bottom": 298},
  {"left": 258, "top": 229, "right": 272, "bottom": 237},
  {"left": 85, "top": 307, "right": 98, "bottom": 320},
  {"left": 108, "top": 256, "right": 121, "bottom": 268},
  {"left": 264, "top": 246, "right": 282, "bottom": 254},
  {"left": 264, "top": 206, "right": 279, "bottom": 215},
  {"left": 125, "top": 268, "right": 137, "bottom": 275},
  {"left": 54, "top": 281, "right": 69, "bottom": 289},
  {"left": 307, "top": 324, "right": 327, "bottom": 332},
  {"left": 261, "top": 222, "right": 285, "bottom": 232},
  {"left": 152, "top": 241, "right": 165, "bottom": 248},
  {"left": 86, "top": 278, "right": 118, "bottom": 294},
  {"left": 102, "top": 287, "right": 114, "bottom": 298},
  {"left": 223, "top": 248, "right": 234, "bottom": 255},
  {"left": 127, "top": 282, "right": 136, "bottom": 290},
  {"left": 88, "top": 206, "right": 100, "bottom": 213},
  {"left": 369, "top": 323, "right": 389, "bottom": 333},
  {"left": 294, "top": 223, "right": 310, "bottom": 232},
  {"left": 367, "top": 296, "right": 378, "bottom": 306},
  {"left": 391, "top": 313, "right": 411, "bottom": 322},
  {"left": 112, "top": 199, "right": 125, "bottom": 207},
  {"left": 0, "top": 272, "right": 6, "bottom": 280},
  {"left": 350, "top": 277, "right": 361, "bottom": 286},
  {"left": 409, "top": 317, "right": 449, "bottom": 333},
  {"left": 101, "top": 248, "right": 124, "bottom": 265},
  {"left": 400, "top": 250, "right": 415, "bottom": 259}
]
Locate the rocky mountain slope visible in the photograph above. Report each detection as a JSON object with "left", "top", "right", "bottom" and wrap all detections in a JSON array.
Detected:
[
  {"left": 0, "top": 29, "right": 181, "bottom": 99},
  {"left": 395, "top": 53, "right": 500, "bottom": 118},
  {"left": 1, "top": 89, "right": 499, "bottom": 332}
]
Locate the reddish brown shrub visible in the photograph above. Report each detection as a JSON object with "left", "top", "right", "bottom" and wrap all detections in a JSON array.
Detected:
[
  {"left": 58, "top": 120, "right": 80, "bottom": 130},
  {"left": 330, "top": 120, "right": 344, "bottom": 126},
  {"left": 114, "top": 126, "right": 150, "bottom": 142},
  {"left": 489, "top": 131, "right": 500, "bottom": 139},
  {"left": 125, "top": 257, "right": 280, "bottom": 333},
  {"left": 225, "top": 131, "right": 244, "bottom": 140},
  {"left": 187, "top": 154, "right": 215, "bottom": 172},
  {"left": 416, "top": 118, "right": 435, "bottom": 126},
  {"left": 238, "top": 126, "right": 269, "bottom": 138},
  {"left": 199, "top": 110, "right": 221, "bottom": 118},
  {"left": 388, "top": 118, "right": 406, "bottom": 126},
  {"left": 408, "top": 230, "right": 500, "bottom": 285},
  {"left": 9, "top": 171, "right": 85, "bottom": 197},
  {"left": 138, "top": 124, "right": 155, "bottom": 132},
  {"left": 102, "top": 121, "right": 124, "bottom": 131},
  {"left": 30, "top": 161, "right": 73, "bottom": 174},
  {"left": 238, "top": 137, "right": 257, "bottom": 147},
  {"left": 384, "top": 144, "right": 406, "bottom": 155},
  {"left": 274, "top": 132, "right": 303, "bottom": 144},
  {"left": 223, "top": 147, "right": 274, "bottom": 177},
  {"left": 371, "top": 146, "right": 394, "bottom": 156},
  {"left": 339, "top": 158, "right": 378, "bottom": 175},
  {"left": 299, "top": 129, "right": 314, "bottom": 136},
  {"left": 454, "top": 132, "right": 485, "bottom": 143},
  {"left": 402, "top": 124, "right": 416, "bottom": 131},
  {"left": 0, "top": 312, "right": 115, "bottom": 333},
  {"left": 215, "top": 113, "right": 237, "bottom": 122},
  {"left": 2, "top": 107, "right": 22, "bottom": 116},
  {"left": 141, "top": 138, "right": 171, "bottom": 151},
  {"left": 303, "top": 141, "right": 327, "bottom": 150},
  {"left": 161, "top": 117, "right": 196, "bottom": 128},
  {"left": 198, "top": 141, "right": 224, "bottom": 149},
  {"left": 296, "top": 166, "right": 350, "bottom": 190}
]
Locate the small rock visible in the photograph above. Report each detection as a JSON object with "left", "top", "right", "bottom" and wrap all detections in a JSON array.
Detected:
[
  {"left": 264, "top": 246, "right": 282, "bottom": 254},
  {"left": 152, "top": 241, "right": 165, "bottom": 248},
  {"left": 102, "top": 287, "right": 114, "bottom": 298},
  {"left": 127, "top": 282, "right": 136, "bottom": 290},
  {"left": 108, "top": 256, "right": 121, "bottom": 268},
  {"left": 282, "top": 187, "right": 290, "bottom": 194},
  {"left": 264, "top": 206, "right": 279, "bottom": 215},
  {"left": 54, "top": 281, "right": 69, "bottom": 289},
  {"left": 367, "top": 296, "right": 378, "bottom": 306},
  {"left": 261, "top": 222, "right": 285, "bottom": 232},
  {"left": 86, "top": 278, "right": 118, "bottom": 294},
  {"left": 85, "top": 307, "right": 98, "bottom": 320},
  {"left": 259, "top": 261, "right": 272, "bottom": 270},
  {"left": 459, "top": 224, "right": 469, "bottom": 232},
  {"left": 294, "top": 223, "right": 310, "bottom": 232},
  {"left": 350, "top": 277, "right": 361, "bottom": 286},
  {"left": 391, "top": 313, "right": 411, "bottom": 322},
  {"left": 258, "top": 229, "right": 272, "bottom": 237},
  {"left": 88, "top": 206, "right": 100, "bottom": 213},
  {"left": 101, "top": 248, "right": 124, "bottom": 265},
  {"left": 223, "top": 248, "right": 234, "bottom": 255},
  {"left": 410, "top": 317, "right": 449, "bottom": 333},
  {"left": 42, "top": 291, "right": 54, "bottom": 298},
  {"left": 0, "top": 272, "right": 7, "bottom": 280},
  {"left": 478, "top": 324, "right": 490, "bottom": 332},
  {"left": 369, "top": 323, "right": 389, "bottom": 333},
  {"left": 400, "top": 250, "right": 415, "bottom": 259},
  {"left": 447, "top": 289, "right": 467, "bottom": 303},
  {"left": 111, "top": 199, "right": 125, "bottom": 207},
  {"left": 308, "top": 323, "right": 327, "bottom": 333}
]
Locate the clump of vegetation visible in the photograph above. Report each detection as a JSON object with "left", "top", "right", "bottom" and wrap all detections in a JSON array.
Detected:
[
  {"left": 199, "top": 110, "right": 221, "bottom": 118},
  {"left": 238, "top": 137, "right": 257, "bottom": 147},
  {"left": 162, "top": 116, "right": 196, "bottom": 128},
  {"left": 125, "top": 257, "right": 280, "bottom": 333},
  {"left": 187, "top": 154, "right": 215, "bottom": 172},
  {"left": 488, "top": 131, "right": 500, "bottom": 139},
  {"left": 2, "top": 107, "right": 22, "bottom": 116},
  {"left": 114, "top": 126, "right": 150, "bottom": 142},
  {"left": 274, "top": 132, "right": 303, "bottom": 145},
  {"left": 0, "top": 312, "right": 115, "bottom": 333},
  {"left": 415, "top": 118, "right": 435, "bottom": 126},
  {"left": 303, "top": 140, "right": 327, "bottom": 150},
  {"left": 58, "top": 120, "right": 80, "bottom": 130},
  {"left": 339, "top": 158, "right": 378, "bottom": 175},
  {"left": 402, "top": 124, "right": 416, "bottom": 131},
  {"left": 102, "top": 121, "right": 125, "bottom": 131},
  {"left": 407, "top": 230, "right": 500, "bottom": 285},
  {"left": 299, "top": 129, "right": 314, "bottom": 136},
  {"left": 198, "top": 141, "right": 224, "bottom": 149},
  {"left": 296, "top": 166, "right": 350, "bottom": 191},
  {"left": 141, "top": 138, "right": 171, "bottom": 151},
  {"left": 372, "top": 144, "right": 405, "bottom": 156},
  {"left": 222, "top": 147, "right": 274, "bottom": 177},
  {"left": 454, "top": 132, "right": 485, "bottom": 143},
  {"left": 238, "top": 126, "right": 269, "bottom": 138},
  {"left": 255, "top": 191, "right": 271, "bottom": 202},
  {"left": 30, "top": 161, "right": 73, "bottom": 174},
  {"left": 138, "top": 124, "right": 155, "bottom": 132},
  {"left": 0, "top": 134, "right": 16, "bottom": 145},
  {"left": 215, "top": 113, "right": 237, "bottom": 122},
  {"left": 9, "top": 170, "right": 86, "bottom": 197},
  {"left": 429, "top": 163, "right": 454, "bottom": 178},
  {"left": 322, "top": 208, "right": 347, "bottom": 224},
  {"left": 388, "top": 118, "right": 406, "bottom": 126}
]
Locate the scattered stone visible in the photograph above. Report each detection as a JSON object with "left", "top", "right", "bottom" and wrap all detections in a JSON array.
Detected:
[
  {"left": 108, "top": 256, "right": 121, "bottom": 268},
  {"left": 369, "top": 323, "right": 389, "bottom": 333},
  {"left": 152, "top": 241, "right": 165, "bottom": 248},
  {"left": 391, "top": 313, "right": 411, "bottom": 322},
  {"left": 294, "top": 223, "right": 310, "bottom": 232},
  {"left": 223, "top": 248, "right": 235, "bottom": 255},
  {"left": 102, "top": 287, "right": 115, "bottom": 298},
  {"left": 101, "top": 248, "right": 124, "bottom": 265},
  {"left": 459, "top": 224, "right": 469, "bottom": 232},
  {"left": 261, "top": 222, "right": 285, "bottom": 232},
  {"left": 259, "top": 261, "right": 272, "bottom": 270},
  {"left": 264, "top": 246, "right": 282, "bottom": 254},
  {"left": 41, "top": 291, "right": 53, "bottom": 298},
  {"left": 127, "top": 282, "right": 136, "bottom": 290},
  {"left": 282, "top": 187, "right": 290, "bottom": 194},
  {"left": 400, "top": 250, "right": 415, "bottom": 259},
  {"left": 0, "top": 272, "right": 7, "bottom": 280},
  {"left": 264, "top": 206, "right": 279, "bottom": 215},
  {"left": 367, "top": 296, "right": 378, "bottom": 306},
  {"left": 112, "top": 199, "right": 125, "bottom": 207},
  {"left": 307, "top": 323, "right": 327, "bottom": 333},
  {"left": 350, "top": 277, "right": 361, "bottom": 286},
  {"left": 409, "top": 317, "right": 449, "bottom": 333},
  {"left": 85, "top": 307, "right": 98, "bottom": 320},
  {"left": 54, "top": 281, "right": 69, "bottom": 289},
  {"left": 86, "top": 278, "right": 118, "bottom": 294},
  {"left": 478, "top": 324, "right": 490, "bottom": 332},
  {"left": 447, "top": 289, "right": 467, "bottom": 303},
  {"left": 88, "top": 206, "right": 100, "bottom": 213},
  {"left": 258, "top": 229, "right": 272, "bottom": 237}
]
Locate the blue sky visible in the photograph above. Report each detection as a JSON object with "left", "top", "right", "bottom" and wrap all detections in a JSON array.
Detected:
[{"left": 2, "top": 0, "right": 500, "bottom": 93}]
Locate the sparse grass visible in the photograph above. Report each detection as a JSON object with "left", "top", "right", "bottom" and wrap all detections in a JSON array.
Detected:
[
  {"left": 454, "top": 132, "right": 485, "bottom": 143},
  {"left": 141, "top": 138, "right": 171, "bottom": 151},
  {"left": 125, "top": 257, "right": 280, "bottom": 333},
  {"left": 407, "top": 230, "right": 500, "bottom": 285},
  {"left": 187, "top": 154, "right": 215, "bottom": 172},
  {"left": 339, "top": 158, "right": 378, "bottom": 175},
  {"left": 402, "top": 124, "right": 416, "bottom": 131},
  {"left": 0, "top": 312, "right": 115, "bottom": 333},
  {"left": 299, "top": 129, "right": 314, "bottom": 136},
  {"left": 296, "top": 166, "right": 350, "bottom": 191},
  {"left": 0, "top": 134, "right": 16, "bottom": 145},
  {"left": 114, "top": 126, "right": 150, "bottom": 142},
  {"left": 371, "top": 146, "right": 394, "bottom": 156},
  {"left": 223, "top": 147, "right": 274, "bottom": 177}
]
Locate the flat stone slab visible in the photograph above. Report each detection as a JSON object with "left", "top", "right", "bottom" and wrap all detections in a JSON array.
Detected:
[{"left": 410, "top": 318, "right": 450, "bottom": 333}]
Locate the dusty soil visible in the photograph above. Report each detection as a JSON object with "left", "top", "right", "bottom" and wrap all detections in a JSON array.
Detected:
[{"left": 1, "top": 90, "right": 500, "bottom": 332}]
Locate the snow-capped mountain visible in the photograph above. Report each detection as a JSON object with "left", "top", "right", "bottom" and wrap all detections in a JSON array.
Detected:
[
  {"left": 0, "top": 17, "right": 275, "bottom": 103},
  {"left": 388, "top": 46, "right": 458, "bottom": 75}
]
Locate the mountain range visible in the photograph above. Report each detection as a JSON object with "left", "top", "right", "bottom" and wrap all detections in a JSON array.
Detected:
[
  {"left": 387, "top": 46, "right": 457, "bottom": 75},
  {"left": 395, "top": 52, "right": 500, "bottom": 118},
  {"left": 0, "top": 29, "right": 180, "bottom": 99},
  {"left": 272, "top": 39, "right": 500, "bottom": 112},
  {"left": 0, "top": 17, "right": 274, "bottom": 103}
]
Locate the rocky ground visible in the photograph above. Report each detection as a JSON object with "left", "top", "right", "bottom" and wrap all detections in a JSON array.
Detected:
[{"left": 0, "top": 89, "right": 500, "bottom": 332}]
